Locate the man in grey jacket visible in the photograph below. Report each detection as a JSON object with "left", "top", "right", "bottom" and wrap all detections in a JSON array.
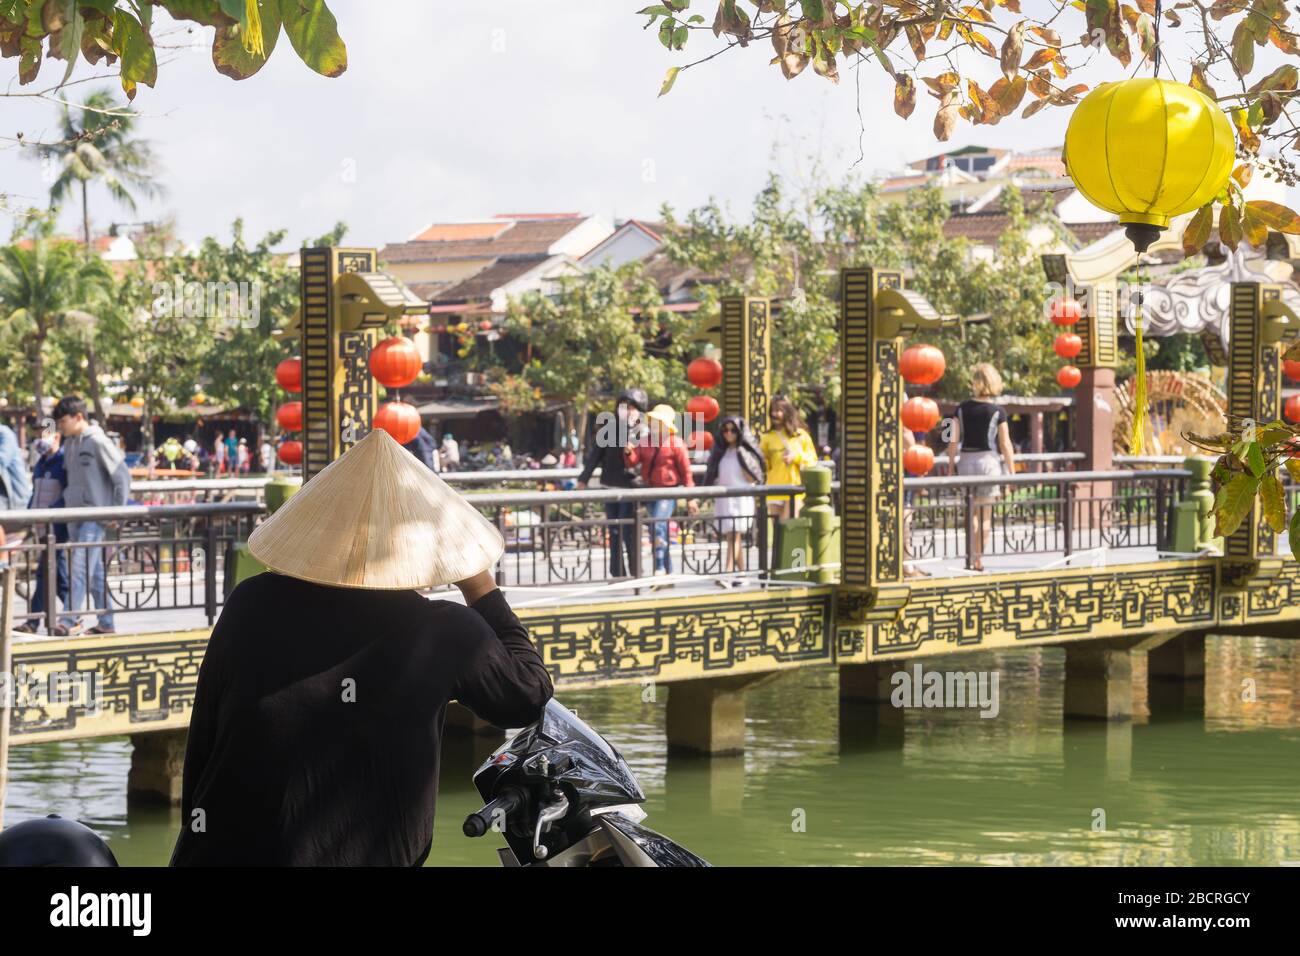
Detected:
[{"left": 54, "top": 395, "right": 130, "bottom": 635}]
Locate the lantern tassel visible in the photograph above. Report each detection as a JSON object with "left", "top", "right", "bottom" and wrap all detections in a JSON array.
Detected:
[
  {"left": 1130, "top": 283, "right": 1148, "bottom": 456},
  {"left": 242, "top": 0, "right": 265, "bottom": 58}
]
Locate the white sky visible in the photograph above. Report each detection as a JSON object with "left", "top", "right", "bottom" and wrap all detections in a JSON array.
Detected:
[{"left": 0, "top": 2, "right": 1276, "bottom": 250}]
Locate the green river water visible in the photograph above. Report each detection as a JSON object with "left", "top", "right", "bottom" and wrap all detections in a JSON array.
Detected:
[{"left": 5, "top": 636, "right": 1299, "bottom": 866}]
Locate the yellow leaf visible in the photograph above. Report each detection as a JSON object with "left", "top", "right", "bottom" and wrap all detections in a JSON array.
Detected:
[{"left": 658, "top": 66, "right": 680, "bottom": 97}]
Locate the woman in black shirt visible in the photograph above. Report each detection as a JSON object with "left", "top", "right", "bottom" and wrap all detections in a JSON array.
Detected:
[
  {"left": 170, "top": 429, "right": 553, "bottom": 866},
  {"left": 945, "top": 363, "right": 1017, "bottom": 571}
]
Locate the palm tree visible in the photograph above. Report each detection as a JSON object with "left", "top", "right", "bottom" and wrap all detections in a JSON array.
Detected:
[
  {"left": 0, "top": 238, "right": 113, "bottom": 416},
  {"left": 35, "top": 89, "right": 163, "bottom": 413}
]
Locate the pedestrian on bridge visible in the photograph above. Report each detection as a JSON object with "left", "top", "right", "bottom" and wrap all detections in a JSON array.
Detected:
[
  {"left": 945, "top": 363, "right": 1017, "bottom": 572},
  {"left": 52, "top": 396, "right": 130, "bottom": 636},
  {"left": 704, "top": 415, "right": 764, "bottom": 581},
  {"left": 16, "top": 437, "right": 69, "bottom": 633},
  {"left": 577, "top": 387, "right": 649, "bottom": 578},
  {"left": 626, "top": 403, "right": 698, "bottom": 577},
  {"left": 760, "top": 395, "right": 818, "bottom": 525}
]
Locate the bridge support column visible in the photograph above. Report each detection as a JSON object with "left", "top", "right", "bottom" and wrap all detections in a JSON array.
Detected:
[
  {"left": 1063, "top": 644, "right": 1133, "bottom": 721},
  {"left": 127, "top": 729, "right": 188, "bottom": 806},
  {"left": 666, "top": 674, "right": 772, "bottom": 756},
  {"left": 838, "top": 662, "right": 906, "bottom": 750},
  {"left": 838, "top": 661, "right": 901, "bottom": 702},
  {"left": 1146, "top": 631, "right": 1207, "bottom": 717}
]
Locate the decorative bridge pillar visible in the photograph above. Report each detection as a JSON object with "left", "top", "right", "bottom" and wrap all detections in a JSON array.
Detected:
[
  {"left": 294, "top": 247, "right": 427, "bottom": 481},
  {"left": 718, "top": 296, "right": 772, "bottom": 428},
  {"left": 834, "top": 267, "right": 948, "bottom": 683},
  {"left": 1222, "top": 282, "right": 1286, "bottom": 562}
]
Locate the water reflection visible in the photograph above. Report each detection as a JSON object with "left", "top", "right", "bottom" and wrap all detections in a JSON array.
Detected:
[{"left": 4, "top": 635, "right": 1299, "bottom": 866}]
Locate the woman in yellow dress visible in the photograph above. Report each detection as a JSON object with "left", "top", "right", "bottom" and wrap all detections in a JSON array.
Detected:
[{"left": 760, "top": 394, "right": 818, "bottom": 520}]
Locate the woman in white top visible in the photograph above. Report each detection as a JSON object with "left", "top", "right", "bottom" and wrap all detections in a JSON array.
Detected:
[{"left": 703, "top": 415, "right": 765, "bottom": 578}]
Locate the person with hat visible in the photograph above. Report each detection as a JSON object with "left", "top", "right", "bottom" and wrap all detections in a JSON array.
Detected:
[
  {"left": 169, "top": 428, "right": 553, "bottom": 867},
  {"left": 625, "top": 403, "right": 698, "bottom": 576},
  {"left": 577, "top": 387, "right": 649, "bottom": 578}
]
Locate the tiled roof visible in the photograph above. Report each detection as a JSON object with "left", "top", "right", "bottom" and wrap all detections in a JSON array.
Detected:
[
  {"left": 380, "top": 219, "right": 586, "bottom": 264},
  {"left": 1065, "top": 221, "right": 1122, "bottom": 245},
  {"left": 942, "top": 212, "right": 1019, "bottom": 242},
  {"left": 410, "top": 222, "right": 512, "bottom": 242},
  {"left": 429, "top": 258, "right": 545, "bottom": 303}
]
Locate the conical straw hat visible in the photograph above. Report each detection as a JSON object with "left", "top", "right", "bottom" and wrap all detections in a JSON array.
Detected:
[{"left": 247, "top": 428, "right": 504, "bottom": 590}]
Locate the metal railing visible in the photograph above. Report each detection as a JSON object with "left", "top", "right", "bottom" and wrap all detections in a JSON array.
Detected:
[
  {"left": 903, "top": 468, "right": 1192, "bottom": 570},
  {"left": 0, "top": 465, "right": 1201, "bottom": 630},
  {"left": 0, "top": 484, "right": 802, "bottom": 631},
  {"left": 0, "top": 502, "right": 261, "bottom": 632}
]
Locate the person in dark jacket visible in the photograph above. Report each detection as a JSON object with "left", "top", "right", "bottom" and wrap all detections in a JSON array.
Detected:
[
  {"left": 403, "top": 424, "right": 440, "bottom": 472},
  {"left": 703, "top": 415, "right": 764, "bottom": 579},
  {"left": 17, "top": 437, "right": 70, "bottom": 632},
  {"left": 169, "top": 429, "right": 553, "bottom": 867},
  {"left": 577, "top": 387, "right": 648, "bottom": 578}
]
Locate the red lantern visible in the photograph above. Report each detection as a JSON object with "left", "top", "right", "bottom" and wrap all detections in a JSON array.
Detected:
[
  {"left": 903, "top": 444, "right": 935, "bottom": 476},
  {"left": 899, "top": 345, "right": 946, "bottom": 386},
  {"left": 276, "top": 357, "right": 302, "bottom": 393},
  {"left": 1057, "top": 365, "right": 1082, "bottom": 389},
  {"left": 685, "top": 394, "right": 720, "bottom": 423},
  {"left": 277, "top": 440, "right": 303, "bottom": 465},
  {"left": 1051, "top": 298, "right": 1082, "bottom": 326},
  {"left": 373, "top": 401, "right": 421, "bottom": 444},
  {"left": 1054, "top": 333, "right": 1083, "bottom": 360},
  {"left": 369, "top": 336, "right": 422, "bottom": 389},
  {"left": 687, "top": 356, "right": 723, "bottom": 389},
  {"left": 686, "top": 430, "right": 714, "bottom": 453},
  {"left": 276, "top": 401, "right": 303, "bottom": 432},
  {"left": 1284, "top": 358, "right": 1300, "bottom": 382},
  {"left": 900, "top": 396, "right": 940, "bottom": 433},
  {"left": 1285, "top": 394, "right": 1300, "bottom": 424}
]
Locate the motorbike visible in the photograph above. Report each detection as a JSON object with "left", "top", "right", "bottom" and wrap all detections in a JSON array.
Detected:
[
  {"left": 0, "top": 701, "right": 707, "bottom": 869},
  {"left": 462, "top": 699, "right": 710, "bottom": 867}
]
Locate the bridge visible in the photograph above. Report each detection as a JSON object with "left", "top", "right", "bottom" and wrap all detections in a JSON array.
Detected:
[{"left": 2, "top": 243, "right": 1298, "bottom": 804}]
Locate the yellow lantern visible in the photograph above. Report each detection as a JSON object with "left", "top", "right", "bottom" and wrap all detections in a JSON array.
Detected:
[{"left": 1065, "top": 78, "right": 1235, "bottom": 252}]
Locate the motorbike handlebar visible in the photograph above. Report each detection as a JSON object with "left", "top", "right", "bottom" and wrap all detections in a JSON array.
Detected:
[{"left": 463, "top": 788, "right": 526, "bottom": 838}]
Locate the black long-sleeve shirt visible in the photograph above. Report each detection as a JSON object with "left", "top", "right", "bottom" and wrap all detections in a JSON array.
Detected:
[{"left": 169, "top": 572, "right": 553, "bottom": 867}]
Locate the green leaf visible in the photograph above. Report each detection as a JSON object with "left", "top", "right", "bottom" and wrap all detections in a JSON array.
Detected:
[
  {"left": 1219, "top": 202, "right": 1243, "bottom": 250},
  {"left": 1243, "top": 200, "right": 1300, "bottom": 234},
  {"left": 1245, "top": 440, "right": 1266, "bottom": 477},
  {"left": 658, "top": 65, "right": 680, "bottom": 97},
  {"left": 1183, "top": 203, "right": 1213, "bottom": 256},
  {"left": 1255, "top": 425, "right": 1294, "bottom": 448},
  {"left": 213, "top": 0, "right": 281, "bottom": 79},
  {"left": 1292, "top": 508, "right": 1300, "bottom": 562},
  {"left": 279, "top": 0, "right": 346, "bottom": 78},
  {"left": 58, "top": 5, "right": 85, "bottom": 87},
  {"left": 1214, "top": 472, "right": 1259, "bottom": 537},
  {"left": 1286, "top": 458, "right": 1300, "bottom": 484},
  {"left": 110, "top": 9, "right": 157, "bottom": 100},
  {"left": 1260, "top": 472, "right": 1287, "bottom": 533}
]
